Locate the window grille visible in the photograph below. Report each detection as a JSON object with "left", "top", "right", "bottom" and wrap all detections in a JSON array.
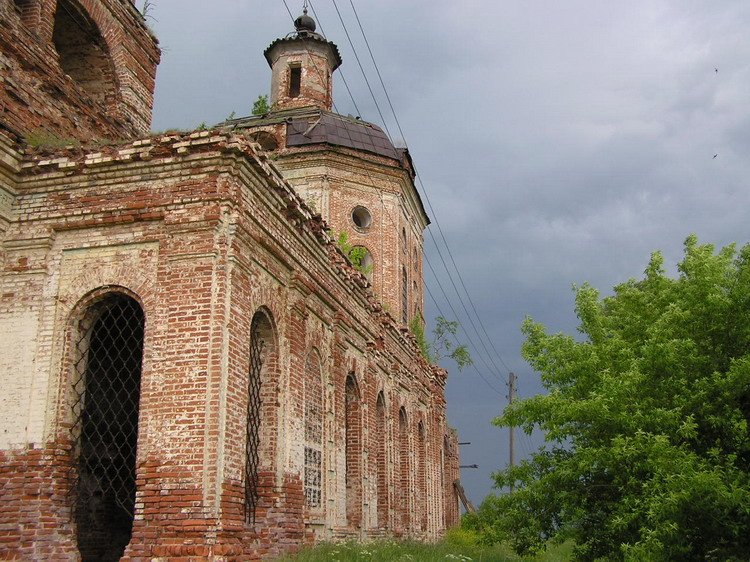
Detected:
[
  {"left": 245, "top": 315, "right": 265, "bottom": 524},
  {"left": 70, "top": 294, "right": 144, "bottom": 561},
  {"left": 345, "top": 375, "right": 362, "bottom": 527},
  {"left": 303, "top": 354, "right": 323, "bottom": 508},
  {"left": 376, "top": 393, "right": 388, "bottom": 528},
  {"left": 399, "top": 407, "right": 409, "bottom": 530}
]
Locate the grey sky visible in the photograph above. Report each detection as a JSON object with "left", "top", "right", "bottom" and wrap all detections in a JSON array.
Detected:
[{"left": 149, "top": 0, "right": 750, "bottom": 506}]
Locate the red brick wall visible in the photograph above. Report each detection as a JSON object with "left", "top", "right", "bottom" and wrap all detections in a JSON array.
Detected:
[
  {"left": 0, "top": 133, "right": 460, "bottom": 560},
  {"left": 0, "top": 0, "right": 159, "bottom": 141}
]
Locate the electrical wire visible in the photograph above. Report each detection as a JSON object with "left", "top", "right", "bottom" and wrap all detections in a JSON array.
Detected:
[
  {"left": 340, "top": 0, "right": 514, "bottom": 376},
  {"left": 278, "top": 1, "right": 505, "bottom": 397}
]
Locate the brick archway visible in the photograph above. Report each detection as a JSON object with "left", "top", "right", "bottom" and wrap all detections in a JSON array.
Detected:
[
  {"left": 69, "top": 291, "right": 144, "bottom": 561},
  {"left": 52, "top": 0, "right": 120, "bottom": 110}
]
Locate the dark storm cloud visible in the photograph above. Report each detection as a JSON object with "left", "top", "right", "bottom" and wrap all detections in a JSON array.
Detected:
[{"left": 149, "top": 0, "right": 750, "bottom": 505}]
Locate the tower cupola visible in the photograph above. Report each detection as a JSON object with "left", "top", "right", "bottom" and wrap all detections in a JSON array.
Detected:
[{"left": 264, "top": 8, "right": 342, "bottom": 111}]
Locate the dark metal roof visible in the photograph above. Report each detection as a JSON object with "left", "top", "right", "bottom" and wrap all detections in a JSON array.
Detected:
[
  {"left": 287, "top": 112, "right": 400, "bottom": 160},
  {"left": 221, "top": 108, "right": 401, "bottom": 162}
]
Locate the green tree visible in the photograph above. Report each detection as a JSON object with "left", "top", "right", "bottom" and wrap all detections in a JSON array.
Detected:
[
  {"left": 410, "top": 314, "right": 472, "bottom": 372},
  {"left": 484, "top": 236, "right": 750, "bottom": 560},
  {"left": 252, "top": 94, "right": 269, "bottom": 116}
]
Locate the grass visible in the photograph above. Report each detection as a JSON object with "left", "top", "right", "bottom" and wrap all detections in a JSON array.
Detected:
[
  {"left": 24, "top": 129, "right": 80, "bottom": 150},
  {"left": 275, "top": 534, "right": 574, "bottom": 562}
]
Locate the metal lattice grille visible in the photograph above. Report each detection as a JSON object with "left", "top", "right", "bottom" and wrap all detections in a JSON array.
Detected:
[
  {"left": 70, "top": 294, "right": 144, "bottom": 561},
  {"left": 304, "top": 447, "right": 322, "bottom": 507},
  {"left": 245, "top": 317, "right": 264, "bottom": 524},
  {"left": 303, "top": 355, "right": 323, "bottom": 508}
]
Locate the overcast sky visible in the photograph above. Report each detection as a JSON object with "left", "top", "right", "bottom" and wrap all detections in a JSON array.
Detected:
[{"left": 148, "top": 0, "right": 750, "bottom": 506}]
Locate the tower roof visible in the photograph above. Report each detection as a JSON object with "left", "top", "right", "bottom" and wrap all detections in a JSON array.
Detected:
[{"left": 263, "top": 11, "right": 342, "bottom": 71}]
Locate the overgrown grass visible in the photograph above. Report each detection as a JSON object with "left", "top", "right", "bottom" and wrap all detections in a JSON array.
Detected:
[
  {"left": 276, "top": 531, "right": 574, "bottom": 562},
  {"left": 24, "top": 130, "right": 80, "bottom": 149}
]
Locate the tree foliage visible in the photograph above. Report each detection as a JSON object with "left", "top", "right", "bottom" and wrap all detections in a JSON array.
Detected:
[
  {"left": 482, "top": 236, "right": 750, "bottom": 560},
  {"left": 410, "top": 315, "right": 473, "bottom": 372},
  {"left": 334, "top": 231, "right": 372, "bottom": 277},
  {"left": 252, "top": 94, "right": 270, "bottom": 116}
]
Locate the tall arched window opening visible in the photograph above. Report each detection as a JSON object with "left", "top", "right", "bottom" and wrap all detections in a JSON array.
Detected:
[
  {"left": 441, "top": 436, "right": 447, "bottom": 529},
  {"left": 70, "top": 293, "right": 144, "bottom": 561},
  {"left": 398, "top": 407, "right": 410, "bottom": 532},
  {"left": 304, "top": 352, "right": 323, "bottom": 509},
  {"left": 53, "top": 0, "right": 118, "bottom": 106},
  {"left": 246, "top": 310, "right": 274, "bottom": 524},
  {"left": 345, "top": 374, "right": 362, "bottom": 528},
  {"left": 375, "top": 392, "right": 388, "bottom": 528},
  {"left": 401, "top": 267, "right": 408, "bottom": 324},
  {"left": 417, "top": 421, "right": 427, "bottom": 531}
]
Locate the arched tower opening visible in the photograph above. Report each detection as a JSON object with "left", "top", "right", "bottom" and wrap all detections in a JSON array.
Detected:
[
  {"left": 53, "top": 0, "right": 118, "bottom": 108},
  {"left": 70, "top": 293, "right": 144, "bottom": 561},
  {"left": 12, "top": 0, "right": 35, "bottom": 25}
]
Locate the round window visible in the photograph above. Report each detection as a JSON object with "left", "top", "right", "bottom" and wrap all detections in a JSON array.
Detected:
[{"left": 351, "top": 206, "right": 372, "bottom": 230}]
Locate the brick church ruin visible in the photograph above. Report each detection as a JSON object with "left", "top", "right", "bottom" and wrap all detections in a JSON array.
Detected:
[{"left": 0, "top": 0, "right": 461, "bottom": 559}]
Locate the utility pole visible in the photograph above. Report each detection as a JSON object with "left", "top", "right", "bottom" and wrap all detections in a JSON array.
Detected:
[{"left": 508, "top": 371, "right": 516, "bottom": 492}]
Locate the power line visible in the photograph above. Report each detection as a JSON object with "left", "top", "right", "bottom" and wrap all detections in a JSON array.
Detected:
[
  {"left": 306, "top": 1, "right": 363, "bottom": 119},
  {"left": 317, "top": 0, "right": 510, "bottom": 386},
  {"left": 340, "top": 0, "right": 514, "bottom": 376},
  {"left": 328, "top": 0, "right": 393, "bottom": 139},
  {"left": 278, "top": 2, "right": 505, "bottom": 396},
  {"left": 346, "top": 0, "right": 405, "bottom": 144}
]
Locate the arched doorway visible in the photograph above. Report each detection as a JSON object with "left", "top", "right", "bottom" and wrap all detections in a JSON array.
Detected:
[{"left": 70, "top": 293, "right": 144, "bottom": 561}]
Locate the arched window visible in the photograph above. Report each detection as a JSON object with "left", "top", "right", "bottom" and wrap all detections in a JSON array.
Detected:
[
  {"left": 375, "top": 392, "right": 388, "bottom": 528},
  {"left": 398, "top": 406, "right": 410, "bottom": 532},
  {"left": 249, "top": 131, "right": 279, "bottom": 151},
  {"left": 70, "top": 293, "right": 144, "bottom": 561},
  {"left": 303, "top": 352, "right": 323, "bottom": 508},
  {"left": 351, "top": 245, "right": 373, "bottom": 281},
  {"left": 417, "top": 421, "right": 427, "bottom": 531},
  {"left": 245, "top": 309, "right": 275, "bottom": 523},
  {"left": 401, "top": 267, "right": 408, "bottom": 324},
  {"left": 53, "top": 0, "right": 118, "bottom": 106},
  {"left": 345, "top": 374, "right": 362, "bottom": 528},
  {"left": 441, "top": 435, "right": 447, "bottom": 529}
]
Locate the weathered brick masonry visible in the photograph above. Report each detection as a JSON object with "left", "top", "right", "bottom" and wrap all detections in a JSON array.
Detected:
[
  {"left": 0, "top": 2, "right": 460, "bottom": 560},
  {"left": 1, "top": 0, "right": 159, "bottom": 141}
]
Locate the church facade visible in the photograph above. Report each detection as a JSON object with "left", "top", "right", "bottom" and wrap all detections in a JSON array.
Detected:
[{"left": 0, "top": 1, "right": 460, "bottom": 560}]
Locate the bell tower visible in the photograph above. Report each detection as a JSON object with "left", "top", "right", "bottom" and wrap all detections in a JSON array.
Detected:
[
  {"left": 264, "top": 8, "right": 342, "bottom": 111},
  {"left": 227, "top": 9, "right": 429, "bottom": 326}
]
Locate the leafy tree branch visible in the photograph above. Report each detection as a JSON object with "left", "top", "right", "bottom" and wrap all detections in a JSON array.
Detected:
[{"left": 410, "top": 315, "right": 472, "bottom": 372}]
